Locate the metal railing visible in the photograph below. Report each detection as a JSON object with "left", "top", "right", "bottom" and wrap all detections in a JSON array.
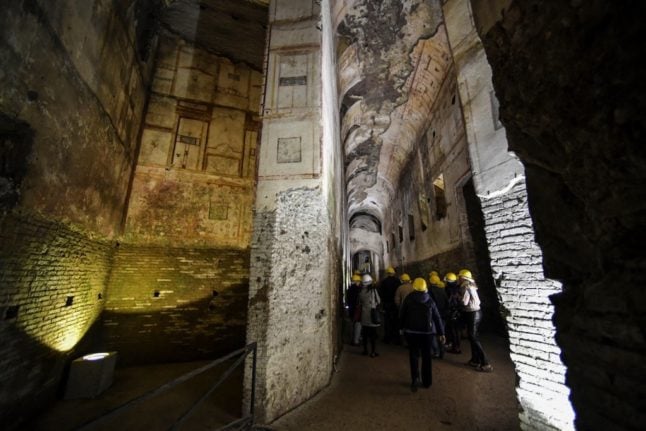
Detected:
[{"left": 75, "top": 342, "right": 258, "bottom": 431}]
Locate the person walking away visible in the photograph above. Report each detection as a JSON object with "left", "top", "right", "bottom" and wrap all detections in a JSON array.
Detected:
[
  {"left": 400, "top": 278, "right": 445, "bottom": 392},
  {"left": 394, "top": 273, "right": 414, "bottom": 309},
  {"left": 358, "top": 274, "right": 381, "bottom": 357},
  {"left": 459, "top": 269, "right": 493, "bottom": 372},
  {"left": 347, "top": 274, "right": 362, "bottom": 345},
  {"left": 428, "top": 274, "right": 448, "bottom": 358},
  {"left": 379, "top": 266, "right": 401, "bottom": 344},
  {"left": 444, "top": 272, "right": 462, "bottom": 353}
]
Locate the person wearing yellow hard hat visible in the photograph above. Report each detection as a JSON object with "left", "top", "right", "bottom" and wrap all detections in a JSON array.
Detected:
[
  {"left": 399, "top": 278, "right": 446, "bottom": 391},
  {"left": 379, "top": 266, "right": 401, "bottom": 345},
  {"left": 347, "top": 274, "right": 363, "bottom": 345},
  {"left": 394, "top": 273, "right": 414, "bottom": 309},
  {"left": 428, "top": 274, "right": 448, "bottom": 358},
  {"left": 443, "top": 272, "right": 462, "bottom": 354},
  {"left": 459, "top": 269, "right": 493, "bottom": 372}
]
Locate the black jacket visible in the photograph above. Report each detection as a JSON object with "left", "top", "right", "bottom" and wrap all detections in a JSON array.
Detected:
[{"left": 400, "top": 291, "right": 445, "bottom": 335}]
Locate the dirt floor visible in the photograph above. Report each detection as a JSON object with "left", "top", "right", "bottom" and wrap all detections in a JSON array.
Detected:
[
  {"left": 26, "top": 333, "right": 518, "bottom": 431},
  {"left": 269, "top": 334, "right": 519, "bottom": 431}
]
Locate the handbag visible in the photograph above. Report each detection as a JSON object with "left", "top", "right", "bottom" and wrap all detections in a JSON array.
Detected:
[{"left": 370, "top": 307, "right": 381, "bottom": 325}]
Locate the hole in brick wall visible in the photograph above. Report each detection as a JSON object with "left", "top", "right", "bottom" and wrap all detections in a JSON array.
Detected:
[
  {"left": 65, "top": 296, "right": 74, "bottom": 307},
  {"left": 4, "top": 305, "right": 19, "bottom": 320},
  {"left": 97, "top": 293, "right": 103, "bottom": 300},
  {"left": 212, "top": 290, "right": 219, "bottom": 298},
  {"left": 153, "top": 290, "right": 160, "bottom": 298}
]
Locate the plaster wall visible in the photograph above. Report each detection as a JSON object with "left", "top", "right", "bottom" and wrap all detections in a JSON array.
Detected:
[
  {"left": 382, "top": 66, "right": 472, "bottom": 277},
  {"left": 110, "top": 24, "right": 265, "bottom": 362},
  {"left": 124, "top": 32, "right": 261, "bottom": 248},
  {"left": 246, "top": 0, "right": 344, "bottom": 423}
]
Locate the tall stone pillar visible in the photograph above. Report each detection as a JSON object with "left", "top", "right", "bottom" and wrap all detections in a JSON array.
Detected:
[
  {"left": 246, "top": 0, "right": 344, "bottom": 423},
  {"left": 443, "top": 0, "right": 575, "bottom": 429}
]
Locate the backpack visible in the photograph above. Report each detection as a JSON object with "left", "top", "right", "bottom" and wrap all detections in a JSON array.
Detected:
[{"left": 404, "top": 296, "right": 434, "bottom": 333}]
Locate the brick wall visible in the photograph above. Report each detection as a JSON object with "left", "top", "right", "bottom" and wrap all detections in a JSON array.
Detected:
[
  {"left": 0, "top": 213, "right": 113, "bottom": 426},
  {"left": 104, "top": 245, "right": 250, "bottom": 364},
  {"left": 480, "top": 180, "right": 573, "bottom": 430}
]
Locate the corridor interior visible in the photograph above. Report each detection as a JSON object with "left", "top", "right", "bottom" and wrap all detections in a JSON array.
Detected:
[{"left": 1, "top": 1, "right": 644, "bottom": 431}]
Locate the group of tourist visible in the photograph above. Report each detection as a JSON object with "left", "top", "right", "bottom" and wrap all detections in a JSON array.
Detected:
[{"left": 346, "top": 266, "right": 493, "bottom": 392}]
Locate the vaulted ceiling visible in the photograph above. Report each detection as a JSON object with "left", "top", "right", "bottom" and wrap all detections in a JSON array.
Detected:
[{"left": 335, "top": 0, "right": 452, "bottom": 228}]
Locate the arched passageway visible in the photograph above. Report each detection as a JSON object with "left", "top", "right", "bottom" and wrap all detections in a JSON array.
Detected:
[{"left": 1, "top": 0, "right": 644, "bottom": 430}]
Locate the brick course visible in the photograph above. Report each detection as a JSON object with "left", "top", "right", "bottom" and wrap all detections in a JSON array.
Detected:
[
  {"left": 0, "top": 213, "right": 112, "bottom": 426},
  {"left": 104, "top": 244, "right": 250, "bottom": 364},
  {"left": 480, "top": 181, "right": 573, "bottom": 431}
]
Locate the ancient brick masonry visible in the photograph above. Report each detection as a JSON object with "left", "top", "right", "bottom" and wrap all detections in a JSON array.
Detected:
[
  {"left": 104, "top": 245, "right": 250, "bottom": 364},
  {"left": 0, "top": 213, "right": 112, "bottom": 425},
  {"left": 480, "top": 181, "right": 573, "bottom": 431}
]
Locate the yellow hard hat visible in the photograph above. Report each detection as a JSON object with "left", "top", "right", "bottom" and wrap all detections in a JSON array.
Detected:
[
  {"left": 429, "top": 271, "right": 439, "bottom": 278},
  {"left": 386, "top": 266, "right": 396, "bottom": 274},
  {"left": 444, "top": 272, "right": 457, "bottom": 282},
  {"left": 413, "top": 278, "right": 427, "bottom": 292},
  {"left": 400, "top": 273, "right": 411, "bottom": 282},
  {"left": 459, "top": 269, "right": 473, "bottom": 280},
  {"left": 351, "top": 274, "right": 361, "bottom": 282},
  {"left": 429, "top": 274, "right": 442, "bottom": 286}
]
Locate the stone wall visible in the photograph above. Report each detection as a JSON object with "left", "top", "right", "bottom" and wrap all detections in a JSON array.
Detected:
[
  {"left": 476, "top": 1, "right": 646, "bottom": 429},
  {"left": 480, "top": 181, "right": 573, "bottom": 430},
  {"left": 246, "top": 0, "right": 344, "bottom": 423},
  {"left": 0, "top": 213, "right": 113, "bottom": 426},
  {"left": 0, "top": 1, "right": 155, "bottom": 427},
  {"left": 443, "top": 1, "right": 575, "bottom": 428},
  {"left": 113, "top": 22, "right": 266, "bottom": 364},
  {"left": 124, "top": 31, "right": 261, "bottom": 248},
  {"left": 103, "top": 245, "right": 249, "bottom": 364},
  {"left": 382, "top": 64, "right": 474, "bottom": 280}
]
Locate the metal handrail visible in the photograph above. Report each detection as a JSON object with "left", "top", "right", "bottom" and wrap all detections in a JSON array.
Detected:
[{"left": 74, "top": 342, "right": 258, "bottom": 431}]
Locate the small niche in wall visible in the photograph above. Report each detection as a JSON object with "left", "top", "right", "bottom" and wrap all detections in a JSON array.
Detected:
[
  {"left": 212, "top": 290, "right": 219, "bottom": 298},
  {"left": 398, "top": 225, "right": 403, "bottom": 243},
  {"left": 97, "top": 293, "right": 103, "bottom": 301},
  {"left": 153, "top": 290, "right": 160, "bottom": 298},
  {"left": 65, "top": 296, "right": 74, "bottom": 307},
  {"left": 386, "top": 240, "right": 390, "bottom": 253},
  {"left": 4, "top": 305, "right": 20, "bottom": 320}
]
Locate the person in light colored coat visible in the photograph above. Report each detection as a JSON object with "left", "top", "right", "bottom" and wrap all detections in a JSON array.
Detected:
[{"left": 357, "top": 274, "right": 381, "bottom": 357}]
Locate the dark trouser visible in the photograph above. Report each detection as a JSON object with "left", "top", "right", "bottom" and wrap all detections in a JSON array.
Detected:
[
  {"left": 362, "top": 326, "right": 377, "bottom": 354},
  {"left": 405, "top": 333, "right": 433, "bottom": 387},
  {"left": 383, "top": 302, "right": 400, "bottom": 344},
  {"left": 464, "top": 310, "right": 489, "bottom": 365},
  {"left": 431, "top": 319, "right": 445, "bottom": 358},
  {"left": 446, "top": 317, "right": 461, "bottom": 351}
]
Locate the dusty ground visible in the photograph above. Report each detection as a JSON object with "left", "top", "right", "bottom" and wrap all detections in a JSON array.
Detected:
[
  {"left": 269, "top": 334, "right": 518, "bottom": 431},
  {"left": 27, "top": 333, "right": 517, "bottom": 431}
]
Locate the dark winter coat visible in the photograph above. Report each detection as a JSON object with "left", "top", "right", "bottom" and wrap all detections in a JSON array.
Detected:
[
  {"left": 379, "top": 275, "right": 401, "bottom": 304},
  {"left": 399, "top": 291, "right": 445, "bottom": 335}
]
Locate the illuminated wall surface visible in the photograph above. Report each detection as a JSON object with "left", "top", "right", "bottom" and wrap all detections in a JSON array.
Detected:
[{"left": 0, "top": 214, "right": 112, "bottom": 423}]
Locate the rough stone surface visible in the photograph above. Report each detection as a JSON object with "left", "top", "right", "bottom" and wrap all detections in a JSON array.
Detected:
[
  {"left": 0, "top": 0, "right": 151, "bottom": 236},
  {"left": 478, "top": 1, "right": 646, "bottom": 429},
  {"left": 0, "top": 213, "right": 113, "bottom": 427},
  {"left": 104, "top": 245, "right": 249, "bottom": 364},
  {"left": 246, "top": 187, "right": 336, "bottom": 423},
  {"left": 480, "top": 181, "right": 573, "bottom": 430}
]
